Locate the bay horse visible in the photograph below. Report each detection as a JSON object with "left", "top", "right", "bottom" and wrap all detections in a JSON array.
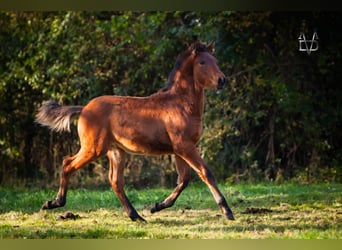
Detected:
[{"left": 36, "top": 41, "right": 235, "bottom": 222}]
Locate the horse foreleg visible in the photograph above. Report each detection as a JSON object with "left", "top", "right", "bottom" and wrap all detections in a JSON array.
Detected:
[
  {"left": 176, "top": 147, "right": 235, "bottom": 220},
  {"left": 107, "top": 149, "right": 145, "bottom": 222},
  {"left": 41, "top": 150, "right": 94, "bottom": 210},
  {"left": 151, "top": 155, "right": 190, "bottom": 213}
]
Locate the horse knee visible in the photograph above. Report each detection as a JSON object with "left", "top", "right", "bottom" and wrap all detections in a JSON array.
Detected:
[
  {"left": 109, "top": 178, "right": 124, "bottom": 193},
  {"left": 198, "top": 166, "right": 215, "bottom": 184},
  {"left": 108, "top": 178, "right": 116, "bottom": 190}
]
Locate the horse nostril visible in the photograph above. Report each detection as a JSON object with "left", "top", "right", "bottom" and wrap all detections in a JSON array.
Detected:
[{"left": 218, "top": 77, "right": 226, "bottom": 88}]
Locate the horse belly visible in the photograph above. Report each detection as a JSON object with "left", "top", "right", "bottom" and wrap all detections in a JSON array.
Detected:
[
  {"left": 114, "top": 137, "right": 173, "bottom": 155},
  {"left": 111, "top": 121, "right": 173, "bottom": 155}
]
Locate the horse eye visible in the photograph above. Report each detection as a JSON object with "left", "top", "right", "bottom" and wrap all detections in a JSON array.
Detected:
[{"left": 199, "top": 60, "right": 206, "bottom": 65}]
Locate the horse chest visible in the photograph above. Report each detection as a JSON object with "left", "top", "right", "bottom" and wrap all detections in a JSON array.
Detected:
[{"left": 168, "top": 116, "right": 203, "bottom": 144}]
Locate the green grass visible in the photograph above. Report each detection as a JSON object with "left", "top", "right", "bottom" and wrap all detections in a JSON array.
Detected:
[{"left": 0, "top": 182, "right": 341, "bottom": 239}]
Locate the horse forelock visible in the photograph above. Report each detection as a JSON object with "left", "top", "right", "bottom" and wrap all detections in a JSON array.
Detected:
[{"left": 193, "top": 42, "right": 207, "bottom": 53}]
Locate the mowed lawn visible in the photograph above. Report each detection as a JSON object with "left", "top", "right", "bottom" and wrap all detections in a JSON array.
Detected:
[{"left": 0, "top": 183, "right": 341, "bottom": 239}]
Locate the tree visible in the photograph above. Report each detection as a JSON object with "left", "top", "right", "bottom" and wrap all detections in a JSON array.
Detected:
[{"left": 0, "top": 11, "right": 341, "bottom": 187}]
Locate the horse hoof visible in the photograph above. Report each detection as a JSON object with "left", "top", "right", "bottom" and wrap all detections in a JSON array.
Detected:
[
  {"left": 41, "top": 200, "right": 52, "bottom": 210},
  {"left": 150, "top": 204, "right": 158, "bottom": 213},
  {"left": 41, "top": 198, "right": 65, "bottom": 210},
  {"left": 225, "top": 212, "right": 235, "bottom": 220},
  {"left": 131, "top": 215, "right": 146, "bottom": 223},
  {"left": 128, "top": 210, "right": 147, "bottom": 222}
]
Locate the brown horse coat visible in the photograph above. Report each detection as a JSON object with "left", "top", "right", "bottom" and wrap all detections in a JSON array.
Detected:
[{"left": 36, "top": 41, "right": 234, "bottom": 222}]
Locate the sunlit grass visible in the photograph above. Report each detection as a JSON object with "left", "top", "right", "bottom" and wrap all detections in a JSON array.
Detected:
[{"left": 0, "top": 183, "right": 341, "bottom": 239}]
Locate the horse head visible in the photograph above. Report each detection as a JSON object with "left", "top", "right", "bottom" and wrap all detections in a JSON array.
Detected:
[{"left": 190, "top": 41, "right": 227, "bottom": 90}]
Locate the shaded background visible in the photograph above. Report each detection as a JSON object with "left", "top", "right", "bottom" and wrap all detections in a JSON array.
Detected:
[{"left": 0, "top": 11, "right": 341, "bottom": 188}]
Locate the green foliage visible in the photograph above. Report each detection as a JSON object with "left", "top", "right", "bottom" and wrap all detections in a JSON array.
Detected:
[{"left": 0, "top": 11, "right": 341, "bottom": 187}]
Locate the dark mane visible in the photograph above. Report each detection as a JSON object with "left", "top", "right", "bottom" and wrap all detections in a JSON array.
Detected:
[{"left": 161, "top": 50, "right": 191, "bottom": 92}]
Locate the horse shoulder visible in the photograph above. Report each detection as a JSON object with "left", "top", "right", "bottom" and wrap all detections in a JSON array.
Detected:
[{"left": 163, "top": 104, "right": 202, "bottom": 146}]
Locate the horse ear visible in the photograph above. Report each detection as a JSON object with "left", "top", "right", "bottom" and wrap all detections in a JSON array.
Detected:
[
  {"left": 207, "top": 41, "right": 215, "bottom": 54},
  {"left": 190, "top": 40, "right": 200, "bottom": 56}
]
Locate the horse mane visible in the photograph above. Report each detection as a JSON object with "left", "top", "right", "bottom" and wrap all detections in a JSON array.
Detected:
[
  {"left": 161, "top": 52, "right": 189, "bottom": 91},
  {"left": 161, "top": 41, "right": 210, "bottom": 92}
]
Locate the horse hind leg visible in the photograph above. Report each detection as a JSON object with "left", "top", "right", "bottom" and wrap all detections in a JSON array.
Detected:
[
  {"left": 151, "top": 155, "right": 190, "bottom": 213},
  {"left": 41, "top": 149, "right": 95, "bottom": 210},
  {"left": 107, "top": 148, "right": 145, "bottom": 222}
]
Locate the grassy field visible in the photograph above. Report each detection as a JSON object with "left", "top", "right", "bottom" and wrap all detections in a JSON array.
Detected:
[{"left": 0, "top": 182, "right": 341, "bottom": 239}]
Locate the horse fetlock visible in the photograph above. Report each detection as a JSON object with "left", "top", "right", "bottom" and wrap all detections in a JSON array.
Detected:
[{"left": 150, "top": 202, "right": 165, "bottom": 213}]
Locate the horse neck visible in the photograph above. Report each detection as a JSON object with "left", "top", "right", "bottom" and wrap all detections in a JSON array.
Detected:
[{"left": 169, "top": 72, "right": 205, "bottom": 118}]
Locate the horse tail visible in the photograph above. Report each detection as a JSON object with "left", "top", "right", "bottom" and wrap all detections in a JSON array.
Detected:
[{"left": 35, "top": 100, "right": 83, "bottom": 132}]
